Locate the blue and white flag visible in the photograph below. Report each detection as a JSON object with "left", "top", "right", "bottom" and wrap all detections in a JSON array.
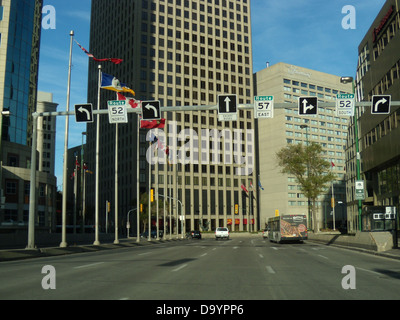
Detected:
[{"left": 101, "top": 72, "right": 135, "bottom": 96}]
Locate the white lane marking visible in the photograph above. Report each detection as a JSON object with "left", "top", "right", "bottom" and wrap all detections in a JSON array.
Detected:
[
  {"left": 266, "top": 266, "right": 276, "bottom": 274},
  {"left": 74, "top": 262, "right": 104, "bottom": 269},
  {"left": 357, "top": 267, "right": 382, "bottom": 276},
  {"left": 200, "top": 253, "right": 208, "bottom": 257},
  {"left": 259, "top": 254, "right": 264, "bottom": 258},
  {"left": 271, "top": 247, "right": 278, "bottom": 251},
  {"left": 138, "top": 252, "right": 151, "bottom": 256},
  {"left": 233, "top": 246, "right": 239, "bottom": 249},
  {"left": 318, "top": 255, "right": 329, "bottom": 260},
  {"left": 172, "top": 264, "right": 188, "bottom": 272}
]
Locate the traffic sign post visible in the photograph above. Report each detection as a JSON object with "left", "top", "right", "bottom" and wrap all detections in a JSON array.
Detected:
[
  {"left": 75, "top": 104, "right": 94, "bottom": 123},
  {"left": 336, "top": 94, "right": 355, "bottom": 116},
  {"left": 142, "top": 100, "right": 161, "bottom": 120},
  {"left": 355, "top": 180, "right": 365, "bottom": 201},
  {"left": 372, "top": 95, "right": 391, "bottom": 114},
  {"left": 218, "top": 94, "right": 237, "bottom": 121},
  {"left": 298, "top": 97, "right": 317, "bottom": 115},
  {"left": 254, "top": 96, "right": 274, "bottom": 118},
  {"left": 107, "top": 100, "right": 128, "bottom": 124}
]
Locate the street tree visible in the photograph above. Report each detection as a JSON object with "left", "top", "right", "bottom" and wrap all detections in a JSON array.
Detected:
[{"left": 276, "top": 142, "right": 336, "bottom": 232}]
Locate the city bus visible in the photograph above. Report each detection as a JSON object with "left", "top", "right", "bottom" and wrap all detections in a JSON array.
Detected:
[{"left": 268, "top": 215, "right": 308, "bottom": 243}]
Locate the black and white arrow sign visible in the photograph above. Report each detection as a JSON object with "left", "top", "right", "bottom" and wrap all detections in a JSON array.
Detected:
[
  {"left": 75, "top": 104, "right": 94, "bottom": 123},
  {"left": 218, "top": 94, "right": 237, "bottom": 121},
  {"left": 372, "top": 95, "right": 391, "bottom": 114},
  {"left": 142, "top": 100, "right": 161, "bottom": 120},
  {"left": 298, "top": 97, "right": 318, "bottom": 115}
]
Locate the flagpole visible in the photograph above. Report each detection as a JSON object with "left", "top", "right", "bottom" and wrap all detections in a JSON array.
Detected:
[
  {"left": 114, "top": 122, "right": 119, "bottom": 244},
  {"left": 163, "top": 128, "right": 167, "bottom": 240},
  {"left": 94, "top": 64, "right": 102, "bottom": 246},
  {"left": 156, "top": 131, "right": 159, "bottom": 240},
  {"left": 136, "top": 115, "right": 140, "bottom": 243},
  {"left": 60, "top": 30, "right": 74, "bottom": 248},
  {"left": 148, "top": 139, "right": 152, "bottom": 241}
]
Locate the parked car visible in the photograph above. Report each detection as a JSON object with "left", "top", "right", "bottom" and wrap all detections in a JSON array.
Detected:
[
  {"left": 140, "top": 230, "right": 160, "bottom": 238},
  {"left": 187, "top": 230, "right": 202, "bottom": 239},
  {"left": 262, "top": 227, "right": 270, "bottom": 239},
  {"left": 215, "top": 227, "right": 229, "bottom": 240}
]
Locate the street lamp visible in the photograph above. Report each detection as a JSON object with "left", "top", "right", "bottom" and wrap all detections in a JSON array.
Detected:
[
  {"left": 300, "top": 124, "right": 311, "bottom": 230},
  {"left": 340, "top": 76, "right": 362, "bottom": 232}
]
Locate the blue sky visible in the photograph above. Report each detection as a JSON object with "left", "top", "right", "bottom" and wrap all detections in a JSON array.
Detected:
[{"left": 37, "top": 0, "right": 387, "bottom": 187}]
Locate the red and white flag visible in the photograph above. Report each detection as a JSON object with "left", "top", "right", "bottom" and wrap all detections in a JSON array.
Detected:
[{"left": 74, "top": 39, "right": 123, "bottom": 65}]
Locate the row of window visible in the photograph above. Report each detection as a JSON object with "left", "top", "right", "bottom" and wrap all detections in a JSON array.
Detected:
[
  {"left": 368, "top": 57, "right": 400, "bottom": 98},
  {"left": 283, "top": 79, "right": 347, "bottom": 95},
  {"left": 363, "top": 108, "right": 400, "bottom": 149}
]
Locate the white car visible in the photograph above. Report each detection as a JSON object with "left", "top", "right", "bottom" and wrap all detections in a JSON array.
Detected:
[
  {"left": 215, "top": 227, "right": 229, "bottom": 240},
  {"left": 262, "top": 227, "right": 270, "bottom": 239}
]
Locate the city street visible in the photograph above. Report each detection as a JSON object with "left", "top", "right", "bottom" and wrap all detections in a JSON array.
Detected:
[{"left": 1, "top": 236, "right": 400, "bottom": 300}]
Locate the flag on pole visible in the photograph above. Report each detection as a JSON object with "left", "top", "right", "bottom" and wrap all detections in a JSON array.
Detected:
[
  {"left": 116, "top": 92, "right": 139, "bottom": 108},
  {"left": 241, "top": 184, "right": 248, "bottom": 193},
  {"left": 74, "top": 39, "right": 123, "bottom": 65},
  {"left": 331, "top": 161, "right": 335, "bottom": 168},
  {"left": 258, "top": 180, "right": 264, "bottom": 191},
  {"left": 101, "top": 72, "right": 135, "bottom": 96},
  {"left": 140, "top": 119, "right": 166, "bottom": 129}
]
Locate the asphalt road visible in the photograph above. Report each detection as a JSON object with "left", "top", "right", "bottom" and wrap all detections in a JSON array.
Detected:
[{"left": 1, "top": 236, "right": 400, "bottom": 300}]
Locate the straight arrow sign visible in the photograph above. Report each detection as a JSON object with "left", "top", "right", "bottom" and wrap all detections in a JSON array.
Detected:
[{"left": 218, "top": 94, "right": 237, "bottom": 121}]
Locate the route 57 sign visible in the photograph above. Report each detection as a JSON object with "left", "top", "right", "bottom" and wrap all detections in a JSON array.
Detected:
[{"left": 254, "top": 96, "right": 274, "bottom": 118}]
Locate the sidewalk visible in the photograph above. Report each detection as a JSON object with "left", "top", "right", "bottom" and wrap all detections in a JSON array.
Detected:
[{"left": 0, "top": 237, "right": 185, "bottom": 262}]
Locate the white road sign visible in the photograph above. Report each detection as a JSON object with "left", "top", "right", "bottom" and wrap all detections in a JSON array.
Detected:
[
  {"left": 254, "top": 96, "right": 274, "bottom": 118},
  {"left": 336, "top": 94, "right": 355, "bottom": 116},
  {"left": 108, "top": 100, "right": 128, "bottom": 124}
]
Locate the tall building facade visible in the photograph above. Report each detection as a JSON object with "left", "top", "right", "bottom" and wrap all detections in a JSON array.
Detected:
[
  {"left": 346, "top": 0, "right": 400, "bottom": 232},
  {"left": 0, "top": 0, "right": 58, "bottom": 230},
  {"left": 254, "top": 63, "right": 352, "bottom": 230},
  {"left": 86, "top": 0, "right": 256, "bottom": 233}
]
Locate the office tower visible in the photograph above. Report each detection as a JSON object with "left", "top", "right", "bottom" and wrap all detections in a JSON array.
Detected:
[
  {"left": 346, "top": 0, "right": 400, "bottom": 232},
  {"left": 254, "top": 62, "right": 352, "bottom": 230},
  {"left": 0, "top": 0, "right": 57, "bottom": 229},
  {"left": 86, "top": 0, "right": 257, "bottom": 233}
]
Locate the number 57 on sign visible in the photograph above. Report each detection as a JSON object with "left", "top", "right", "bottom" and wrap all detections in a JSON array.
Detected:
[{"left": 254, "top": 96, "right": 274, "bottom": 119}]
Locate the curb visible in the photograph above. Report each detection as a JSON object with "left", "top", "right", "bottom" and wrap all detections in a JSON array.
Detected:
[{"left": 0, "top": 238, "right": 186, "bottom": 262}]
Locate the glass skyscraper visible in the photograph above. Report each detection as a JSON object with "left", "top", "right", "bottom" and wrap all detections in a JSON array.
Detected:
[{"left": 1, "top": 0, "right": 42, "bottom": 146}]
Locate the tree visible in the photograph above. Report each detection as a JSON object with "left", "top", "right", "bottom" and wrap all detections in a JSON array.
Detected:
[{"left": 276, "top": 142, "right": 336, "bottom": 232}]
